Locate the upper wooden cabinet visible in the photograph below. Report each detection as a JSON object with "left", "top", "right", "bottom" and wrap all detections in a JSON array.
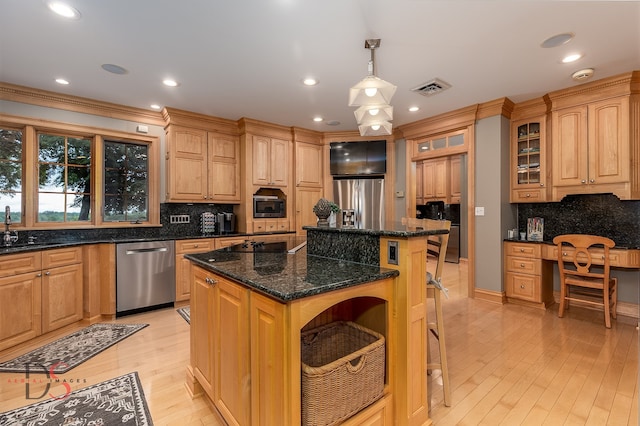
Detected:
[
  {"left": 421, "top": 157, "right": 450, "bottom": 202},
  {"left": 510, "top": 116, "right": 549, "bottom": 203},
  {"left": 547, "top": 71, "right": 640, "bottom": 201},
  {"left": 165, "top": 125, "right": 240, "bottom": 203},
  {"left": 449, "top": 155, "right": 462, "bottom": 204},
  {"left": 551, "top": 97, "right": 632, "bottom": 199},
  {"left": 295, "top": 142, "right": 323, "bottom": 188},
  {"left": 252, "top": 136, "right": 289, "bottom": 187}
]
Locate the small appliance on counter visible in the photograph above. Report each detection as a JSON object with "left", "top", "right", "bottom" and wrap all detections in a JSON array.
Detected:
[
  {"left": 217, "top": 212, "right": 235, "bottom": 234},
  {"left": 201, "top": 212, "right": 216, "bottom": 235},
  {"left": 253, "top": 195, "right": 286, "bottom": 218}
]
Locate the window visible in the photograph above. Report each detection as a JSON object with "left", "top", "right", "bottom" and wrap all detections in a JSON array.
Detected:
[
  {"left": 37, "top": 133, "right": 92, "bottom": 222},
  {"left": 0, "top": 128, "right": 23, "bottom": 224},
  {"left": 103, "top": 140, "right": 149, "bottom": 222}
]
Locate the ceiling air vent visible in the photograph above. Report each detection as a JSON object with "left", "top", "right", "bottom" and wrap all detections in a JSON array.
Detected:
[{"left": 411, "top": 78, "right": 451, "bottom": 97}]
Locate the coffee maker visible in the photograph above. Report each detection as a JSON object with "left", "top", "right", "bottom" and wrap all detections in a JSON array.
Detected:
[{"left": 217, "top": 212, "right": 235, "bottom": 234}]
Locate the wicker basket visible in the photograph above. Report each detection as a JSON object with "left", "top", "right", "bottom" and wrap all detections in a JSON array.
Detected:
[{"left": 301, "top": 321, "right": 385, "bottom": 426}]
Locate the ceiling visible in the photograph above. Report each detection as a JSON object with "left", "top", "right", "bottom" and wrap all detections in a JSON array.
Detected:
[{"left": 1, "top": 1, "right": 639, "bottom": 133}]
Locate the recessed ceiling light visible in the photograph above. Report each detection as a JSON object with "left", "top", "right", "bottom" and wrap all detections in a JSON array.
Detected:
[
  {"left": 302, "top": 78, "right": 318, "bottom": 86},
  {"left": 409, "top": 106, "right": 420, "bottom": 112},
  {"left": 313, "top": 117, "right": 323, "bottom": 122},
  {"left": 162, "top": 79, "right": 179, "bottom": 87},
  {"left": 55, "top": 78, "right": 69, "bottom": 85},
  {"left": 47, "top": 1, "right": 81, "bottom": 19},
  {"left": 150, "top": 104, "right": 161, "bottom": 110},
  {"left": 101, "top": 64, "right": 128, "bottom": 75},
  {"left": 562, "top": 54, "right": 582, "bottom": 63},
  {"left": 325, "top": 120, "right": 340, "bottom": 126},
  {"left": 541, "top": 32, "right": 574, "bottom": 48}
]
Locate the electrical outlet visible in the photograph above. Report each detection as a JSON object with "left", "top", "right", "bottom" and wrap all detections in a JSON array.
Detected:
[
  {"left": 170, "top": 214, "right": 190, "bottom": 224},
  {"left": 387, "top": 240, "right": 399, "bottom": 265}
]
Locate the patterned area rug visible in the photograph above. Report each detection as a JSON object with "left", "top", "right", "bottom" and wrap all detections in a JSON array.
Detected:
[
  {"left": 0, "top": 323, "right": 148, "bottom": 374},
  {"left": 0, "top": 371, "right": 153, "bottom": 425},
  {"left": 177, "top": 306, "right": 190, "bottom": 324}
]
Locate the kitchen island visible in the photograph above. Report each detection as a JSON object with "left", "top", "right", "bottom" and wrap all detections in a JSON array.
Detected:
[{"left": 185, "top": 222, "right": 449, "bottom": 426}]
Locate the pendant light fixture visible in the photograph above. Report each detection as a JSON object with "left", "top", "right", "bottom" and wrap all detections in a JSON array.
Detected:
[{"left": 349, "top": 39, "right": 396, "bottom": 136}]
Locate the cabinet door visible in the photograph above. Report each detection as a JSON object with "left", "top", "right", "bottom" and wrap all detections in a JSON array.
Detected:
[
  {"left": 191, "top": 266, "right": 215, "bottom": 399},
  {"left": 41, "top": 263, "right": 83, "bottom": 333},
  {"left": 250, "top": 292, "right": 285, "bottom": 426},
  {"left": 552, "top": 106, "right": 589, "bottom": 187},
  {"left": 434, "top": 158, "right": 449, "bottom": 199},
  {"left": 209, "top": 134, "right": 241, "bottom": 202},
  {"left": 167, "top": 127, "right": 209, "bottom": 201},
  {"left": 215, "top": 277, "right": 250, "bottom": 426},
  {"left": 295, "top": 187, "right": 322, "bottom": 235},
  {"left": 588, "top": 96, "right": 629, "bottom": 185},
  {"left": 0, "top": 273, "right": 41, "bottom": 351},
  {"left": 176, "top": 239, "right": 215, "bottom": 302},
  {"left": 422, "top": 160, "right": 436, "bottom": 199},
  {"left": 296, "top": 142, "right": 323, "bottom": 187},
  {"left": 270, "top": 138, "right": 289, "bottom": 187},
  {"left": 415, "top": 161, "right": 424, "bottom": 204},
  {"left": 449, "top": 155, "right": 462, "bottom": 203},
  {"left": 252, "top": 136, "right": 271, "bottom": 186}
]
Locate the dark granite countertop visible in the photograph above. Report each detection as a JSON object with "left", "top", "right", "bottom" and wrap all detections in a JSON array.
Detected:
[
  {"left": 503, "top": 238, "right": 640, "bottom": 250},
  {"left": 303, "top": 221, "right": 450, "bottom": 238},
  {"left": 185, "top": 243, "right": 399, "bottom": 303},
  {"left": 0, "top": 231, "right": 293, "bottom": 256}
]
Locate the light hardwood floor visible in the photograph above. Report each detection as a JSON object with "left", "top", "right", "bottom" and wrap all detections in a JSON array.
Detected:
[{"left": 0, "top": 263, "right": 637, "bottom": 425}]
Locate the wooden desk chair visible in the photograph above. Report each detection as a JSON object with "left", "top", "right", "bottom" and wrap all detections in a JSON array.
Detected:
[
  {"left": 402, "top": 217, "right": 452, "bottom": 406},
  {"left": 553, "top": 234, "right": 618, "bottom": 328}
]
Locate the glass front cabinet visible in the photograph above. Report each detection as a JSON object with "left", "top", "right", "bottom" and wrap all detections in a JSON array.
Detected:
[{"left": 510, "top": 117, "right": 549, "bottom": 202}]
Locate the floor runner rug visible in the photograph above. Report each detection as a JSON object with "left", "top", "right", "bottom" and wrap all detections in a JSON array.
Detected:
[
  {"left": 0, "top": 371, "right": 153, "bottom": 425},
  {"left": 177, "top": 306, "right": 190, "bottom": 324},
  {"left": 0, "top": 323, "right": 148, "bottom": 374}
]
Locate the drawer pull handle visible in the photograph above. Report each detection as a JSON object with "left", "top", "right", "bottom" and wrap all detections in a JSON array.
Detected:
[{"left": 205, "top": 277, "right": 218, "bottom": 285}]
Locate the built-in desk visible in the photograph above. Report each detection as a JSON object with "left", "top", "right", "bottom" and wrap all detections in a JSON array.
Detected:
[{"left": 504, "top": 240, "right": 640, "bottom": 309}]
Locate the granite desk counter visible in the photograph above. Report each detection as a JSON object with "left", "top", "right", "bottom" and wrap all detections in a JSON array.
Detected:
[{"left": 186, "top": 225, "right": 449, "bottom": 426}]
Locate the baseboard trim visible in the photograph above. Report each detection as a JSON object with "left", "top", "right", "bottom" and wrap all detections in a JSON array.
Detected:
[
  {"left": 553, "top": 291, "right": 639, "bottom": 319},
  {"left": 474, "top": 288, "right": 507, "bottom": 305}
]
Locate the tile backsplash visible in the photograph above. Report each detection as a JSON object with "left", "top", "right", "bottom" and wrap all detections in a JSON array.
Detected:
[{"left": 517, "top": 193, "right": 640, "bottom": 248}]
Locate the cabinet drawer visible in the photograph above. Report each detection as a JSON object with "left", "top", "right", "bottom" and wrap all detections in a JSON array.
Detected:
[
  {"left": 506, "top": 255, "right": 541, "bottom": 275},
  {"left": 505, "top": 272, "right": 541, "bottom": 302},
  {"left": 176, "top": 239, "right": 214, "bottom": 254},
  {"left": 544, "top": 245, "right": 638, "bottom": 268},
  {"left": 0, "top": 252, "right": 41, "bottom": 278},
  {"left": 504, "top": 242, "right": 541, "bottom": 258},
  {"left": 276, "top": 220, "right": 289, "bottom": 231},
  {"left": 215, "top": 237, "right": 246, "bottom": 249},
  {"left": 42, "top": 247, "right": 82, "bottom": 269},
  {"left": 253, "top": 221, "right": 266, "bottom": 233},
  {"left": 512, "top": 188, "right": 545, "bottom": 202}
]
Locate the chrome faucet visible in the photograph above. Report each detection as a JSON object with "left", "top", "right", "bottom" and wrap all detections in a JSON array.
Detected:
[{"left": 4, "top": 206, "right": 18, "bottom": 247}]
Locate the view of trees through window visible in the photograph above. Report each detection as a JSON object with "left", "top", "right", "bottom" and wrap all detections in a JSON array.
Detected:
[
  {"left": 0, "top": 128, "right": 23, "bottom": 224},
  {"left": 104, "top": 140, "right": 149, "bottom": 222},
  {"left": 38, "top": 133, "right": 91, "bottom": 222}
]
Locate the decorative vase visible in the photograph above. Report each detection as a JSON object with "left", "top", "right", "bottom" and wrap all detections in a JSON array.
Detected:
[{"left": 312, "top": 198, "right": 332, "bottom": 227}]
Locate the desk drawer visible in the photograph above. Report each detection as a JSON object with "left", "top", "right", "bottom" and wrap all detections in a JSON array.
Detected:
[
  {"left": 545, "top": 246, "right": 631, "bottom": 267},
  {"left": 504, "top": 242, "right": 541, "bottom": 259},
  {"left": 505, "top": 272, "right": 541, "bottom": 302},
  {"left": 506, "top": 255, "right": 540, "bottom": 275}
]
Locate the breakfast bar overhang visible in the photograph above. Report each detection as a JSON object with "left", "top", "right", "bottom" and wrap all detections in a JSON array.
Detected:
[{"left": 185, "top": 222, "right": 449, "bottom": 426}]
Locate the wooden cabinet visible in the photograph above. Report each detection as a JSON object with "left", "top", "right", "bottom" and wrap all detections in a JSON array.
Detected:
[
  {"left": 0, "top": 247, "right": 83, "bottom": 351},
  {"left": 190, "top": 265, "right": 215, "bottom": 399},
  {"left": 511, "top": 116, "right": 549, "bottom": 202},
  {"left": 503, "top": 242, "right": 553, "bottom": 309},
  {"left": 41, "top": 247, "right": 83, "bottom": 333},
  {"left": 295, "top": 187, "right": 323, "bottom": 233},
  {"left": 295, "top": 142, "right": 323, "bottom": 188},
  {"left": 175, "top": 239, "right": 215, "bottom": 302},
  {"left": 252, "top": 218, "right": 289, "bottom": 234},
  {"left": 415, "top": 161, "right": 424, "bottom": 205},
  {"left": 215, "top": 236, "right": 247, "bottom": 249},
  {"left": 546, "top": 71, "right": 640, "bottom": 200},
  {"left": 190, "top": 266, "right": 252, "bottom": 426},
  {"left": 252, "top": 136, "right": 289, "bottom": 187},
  {"left": 165, "top": 125, "right": 240, "bottom": 202},
  {"left": 293, "top": 129, "right": 324, "bottom": 235},
  {"left": 449, "top": 155, "right": 462, "bottom": 204},
  {"left": 421, "top": 157, "right": 450, "bottom": 202}
]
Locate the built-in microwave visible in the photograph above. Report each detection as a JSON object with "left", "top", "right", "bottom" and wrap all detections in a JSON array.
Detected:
[{"left": 253, "top": 196, "right": 286, "bottom": 218}]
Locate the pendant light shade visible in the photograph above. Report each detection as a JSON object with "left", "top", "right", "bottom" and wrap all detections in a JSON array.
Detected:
[
  {"left": 349, "top": 39, "right": 396, "bottom": 136},
  {"left": 358, "top": 121, "right": 393, "bottom": 136},
  {"left": 348, "top": 76, "right": 397, "bottom": 106},
  {"left": 354, "top": 104, "right": 394, "bottom": 124}
]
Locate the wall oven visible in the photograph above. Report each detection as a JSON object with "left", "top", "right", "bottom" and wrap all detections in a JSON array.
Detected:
[{"left": 253, "top": 196, "right": 286, "bottom": 218}]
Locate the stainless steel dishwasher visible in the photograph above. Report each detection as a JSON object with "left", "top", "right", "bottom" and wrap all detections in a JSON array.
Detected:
[{"left": 116, "top": 240, "right": 176, "bottom": 316}]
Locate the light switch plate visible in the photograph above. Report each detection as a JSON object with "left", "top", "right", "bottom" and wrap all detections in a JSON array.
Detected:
[
  {"left": 475, "top": 207, "right": 485, "bottom": 216},
  {"left": 387, "top": 240, "right": 399, "bottom": 265}
]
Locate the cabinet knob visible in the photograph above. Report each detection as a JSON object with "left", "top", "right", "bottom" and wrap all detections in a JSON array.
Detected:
[
  {"left": 526, "top": 193, "right": 531, "bottom": 197},
  {"left": 45, "top": 271, "right": 50, "bottom": 275},
  {"left": 205, "top": 277, "right": 218, "bottom": 285},
  {"left": 581, "top": 180, "right": 586, "bottom": 184},
  {"left": 36, "top": 273, "right": 42, "bottom": 277},
  {"left": 520, "top": 248, "right": 525, "bottom": 252},
  {"left": 520, "top": 263, "right": 525, "bottom": 268},
  {"left": 562, "top": 252, "right": 567, "bottom": 256},
  {"left": 520, "top": 284, "right": 526, "bottom": 289},
  {"left": 194, "top": 244, "right": 199, "bottom": 248},
  {"left": 590, "top": 179, "right": 595, "bottom": 183},
  {"left": 540, "top": 183, "right": 544, "bottom": 187}
]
